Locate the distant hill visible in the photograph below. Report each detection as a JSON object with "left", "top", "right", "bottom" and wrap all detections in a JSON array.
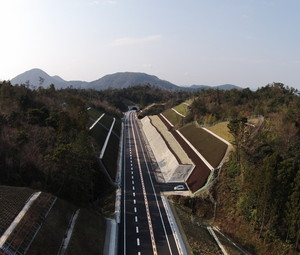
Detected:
[
  {"left": 11, "top": 68, "right": 88, "bottom": 89},
  {"left": 10, "top": 68, "right": 243, "bottom": 91},
  {"left": 188, "top": 84, "right": 243, "bottom": 90},
  {"left": 88, "top": 72, "right": 180, "bottom": 90}
]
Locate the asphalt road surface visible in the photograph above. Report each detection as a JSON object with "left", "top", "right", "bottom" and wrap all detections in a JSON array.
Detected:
[{"left": 118, "top": 111, "right": 184, "bottom": 255}]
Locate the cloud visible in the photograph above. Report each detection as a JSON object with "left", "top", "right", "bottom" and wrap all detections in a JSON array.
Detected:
[{"left": 108, "top": 35, "right": 161, "bottom": 47}]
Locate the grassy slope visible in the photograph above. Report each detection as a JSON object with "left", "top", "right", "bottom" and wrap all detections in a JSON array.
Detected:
[
  {"left": 173, "top": 103, "right": 189, "bottom": 116},
  {"left": 179, "top": 123, "right": 228, "bottom": 168},
  {"left": 162, "top": 108, "right": 184, "bottom": 127},
  {"left": 172, "top": 202, "right": 223, "bottom": 255},
  {"left": 0, "top": 186, "right": 34, "bottom": 235},
  {"left": 27, "top": 198, "right": 106, "bottom": 255},
  {"left": 65, "top": 209, "right": 106, "bottom": 255},
  {"left": 27, "top": 198, "right": 77, "bottom": 255},
  {"left": 87, "top": 108, "right": 104, "bottom": 127},
  {"left": 206, "top": 121, "right": 234, "bottom": 143}
]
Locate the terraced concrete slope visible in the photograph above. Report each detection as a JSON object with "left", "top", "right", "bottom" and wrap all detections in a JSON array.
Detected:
[
  {"left": 88, "top": 108, "right": 122, "bottom": 180},
  {"left": 179, "top": 123, "right": 229, "bottom": 168},
  {"left": 141, "top": 116, "right": 193, "bottom": 182},
  {"left": 149, "top": 115, "right": 193, "bottom": 165},
  {"left": 0, "top": 186, "right": 106, "bottom": 255},
  {"left": 158, "top": 114, "right": 216, "bottom": 193}
]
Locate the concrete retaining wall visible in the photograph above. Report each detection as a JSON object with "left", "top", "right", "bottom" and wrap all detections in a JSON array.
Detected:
[{"left": 141, "top": 117, "right": 193, "bottom": 182}]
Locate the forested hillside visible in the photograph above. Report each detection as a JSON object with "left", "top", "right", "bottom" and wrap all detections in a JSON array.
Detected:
[
  {"left": 0, "top": 82, "right": 186, "bottom": 205},
  {"left": 0, "top": 81, "right": 122, "bottom": 205},
  {"left": 174, "top": 83, "right": 300, "bottom": 254}
]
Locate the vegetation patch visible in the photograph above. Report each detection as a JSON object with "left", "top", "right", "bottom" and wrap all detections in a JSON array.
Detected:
[
  {"left": 87, "top": 108, "right": 104, "bottom": 127},
  {"left": 162, "top": 108, "right": 184, "bottom": 127},
  {"left": 206, "top": 121, "right": 234, "bottom": 143},
  {"left": 173, "top": 102, "right": 189, "bottom": 116},
  {"left": 27, "top": 198, "right": 77, "bottom": 255},
  {"left": 180, "top": 123, "right": 228, "bottom": 168},
  {"left": 89, "top": 122, "right": 109, "bottom": 151},
  {"left": 169, "top": 198, "right": 222, "bottom": 255},
  {"left": 102, "top": 132, "right": 120, "bottom": 179},
  {"left": 65, "top": 208, "right": 106, "bottom": 255}
]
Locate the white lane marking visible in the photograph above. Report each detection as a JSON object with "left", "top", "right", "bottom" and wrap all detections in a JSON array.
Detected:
[
  {"left": 133, "top": 199, "right": 136, "bottom": 204},
  {"left": 133, "top": 192, "right": 135, "bottom": 197},
  {"left": 132, "top": 180, "right": 134, "bottom": 185},
  {"left": 137, "top": 238, "right": 140, "bottom": 246},
  {"left": 123, "top": 113, "right": 130, "bottom": 255},
  {"left": 135, "top": 216, "right": 138, "bottom": 222},
  {"left": 134, "top": 207, "right": 137, "bottom": 213},
  {"left": 130, "top": 115, "right": 158, "bottom": 255},
  {"left": 131, "top": 171, "right": 133, "bottom": 175},
  {"left": 133, "top": 186, "right": 135, "bottom": 191},
  {"left": 138, "top": 252, "right": 141, "bottom": 255},
  {"left": 136, "top": 226, "right": 139, "bottom": 233},
  {"left": 132, "top": 113, "right": 175, "bottom": 254},
  {"left": 132, "top": 176, "right": 134, "bottom": 179}
]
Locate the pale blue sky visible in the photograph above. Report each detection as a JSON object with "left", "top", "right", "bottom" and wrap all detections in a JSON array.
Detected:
[{"left": 1, "top": 0, "right": 300, "bottom": 89}]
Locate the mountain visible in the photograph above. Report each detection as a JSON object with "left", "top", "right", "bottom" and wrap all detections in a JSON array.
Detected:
[
  {"left": 11, "top": 68, "right": 66, "bottom": 89},
  {"left": 88, "top": 72, "right": 180, "bottom": 90},
  {"left": 10, "top": 68, "right": 243, "bottom": 91},
  {"left": 188, "top": 84, "right": 242, "bottom": 90},
  {"left": 11, "top": 68, "right": 88, "bottom": 89}
]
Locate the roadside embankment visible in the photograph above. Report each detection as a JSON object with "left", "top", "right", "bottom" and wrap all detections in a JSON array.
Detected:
[{"left": 141, "top": 116, "right": 193, "bottom": 182}]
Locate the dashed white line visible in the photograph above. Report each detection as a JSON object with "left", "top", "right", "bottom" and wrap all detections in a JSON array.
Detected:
[
  {"left": 132, "top": 180, "right": 134, "bottom": 185},
  {"left": 136, "top": 226, "right": 139, "bottom": 233},
  {"left": 134, "top": 207, "right": 137, "bottom": 213},
  {"left": 133, "top": 199, "right": 136, "bottom": 204},
  {"left": 135, "top": 216, "right": 138, "bottom": 222},
  {"left": 133, "top": 186, "right": 135, "bottom": 190},
  {"left": 137, "top": 238, "right": 140, "bottom": 246},
  {"left": 133, "top": 192, "right": 135, "bottom": 197}
]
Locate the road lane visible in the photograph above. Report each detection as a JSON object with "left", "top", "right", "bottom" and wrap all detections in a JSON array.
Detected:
[{"left": 119, "top": 111, "right": 183, "bottom": 255}]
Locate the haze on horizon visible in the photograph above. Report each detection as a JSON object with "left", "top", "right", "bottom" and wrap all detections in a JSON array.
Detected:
[{"left": 1, "top": 0, "right": 300, "bottom": 90}]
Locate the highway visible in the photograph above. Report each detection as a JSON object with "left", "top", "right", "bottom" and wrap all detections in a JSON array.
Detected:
[{"left": 118, "top": 111, "right": 184, "bottom": 255}]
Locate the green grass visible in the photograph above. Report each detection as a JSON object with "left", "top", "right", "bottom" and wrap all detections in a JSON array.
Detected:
[
  {"left": 89, "top": 123, "right": 109, "bottom": 150},
  {"left": 206, "top": 121, "right": 234, "bottom": 143},
  {"left": 162, "top": 108, "right": 184, "bottom": 127},
  {"left": 99, "top": 114, "right": 114, "bottom": 130},
  {"left": 173, "top": 103, "right": 189, "bottom": 116},
  {"left": 27, "top": 198, "right": 77, "bottom": 255},
  {"left": 0, "top": 186, "right": 34, "bottom": 235},
  {"left": 87, "top": 108, "right": 104, "bottom": 127},
  {"left": 65, "top": 209, "right": 106, "bottom": 255},
  {"left": 102, "top": 132, "right": 120, "bottom": 179},
  {"left": 87, "top": 108, "right": 103, "bottom": 121},
  {"left": 179, "top": 123, "right": 228, "bottom": 168}
]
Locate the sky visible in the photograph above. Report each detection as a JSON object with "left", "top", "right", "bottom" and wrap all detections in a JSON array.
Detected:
[{"left": 1, "top": 0, "right": 300, "bottom": 90}]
